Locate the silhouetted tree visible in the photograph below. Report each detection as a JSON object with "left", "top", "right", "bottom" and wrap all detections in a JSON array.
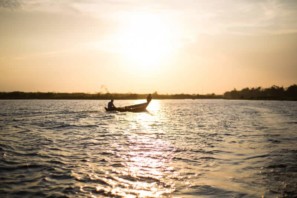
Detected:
[
  {"left": 286, "top": 84, "right": 297, "bottom": 98},
  {"left": 223, "top": 84, "right": 296, "bottom": 100}
]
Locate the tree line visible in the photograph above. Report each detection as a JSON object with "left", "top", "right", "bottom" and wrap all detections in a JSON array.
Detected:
[
  {"left": 0, "top": 92, "right": 221, "bottom": 100},
  {"left": 224, "top": 84, "right": 297, "bottom": 100},
  {"left": 0, "top": 84, "right": 296, "bottom": 100}
]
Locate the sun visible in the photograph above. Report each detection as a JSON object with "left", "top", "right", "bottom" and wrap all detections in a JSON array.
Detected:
[{"left": 114, "top": 12, "right": 180, "bottom": 73}]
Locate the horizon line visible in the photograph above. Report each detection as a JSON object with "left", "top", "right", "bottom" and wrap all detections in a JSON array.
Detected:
[{"left": 0, "top": 84, "right": 296, "bottom": 95}]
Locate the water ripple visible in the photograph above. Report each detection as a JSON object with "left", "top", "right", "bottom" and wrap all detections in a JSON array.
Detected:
[{"left": 0, "top": 100, "right": 296, "bottom": 197}]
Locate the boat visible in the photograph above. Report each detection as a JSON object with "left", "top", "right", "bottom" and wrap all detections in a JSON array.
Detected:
[{"left": 105, "top": 100, "right": 151, "bottom": 112}]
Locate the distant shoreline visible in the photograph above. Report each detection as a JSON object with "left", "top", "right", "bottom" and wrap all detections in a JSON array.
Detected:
[
  {"left": 0, "top": 92, "right": 223, "bottom": 100},
  {"left": 0, "top": 84, "right": 296, "bottom": 101}
]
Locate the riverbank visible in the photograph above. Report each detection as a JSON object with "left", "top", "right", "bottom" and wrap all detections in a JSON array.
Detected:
[{"left": 0, "top": 92, "right": 222, "bottom": 100}]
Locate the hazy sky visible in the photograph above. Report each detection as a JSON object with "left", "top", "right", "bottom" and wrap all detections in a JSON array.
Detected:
[{"left": 0, "top": 0, "right": 296, "bottom": 94}]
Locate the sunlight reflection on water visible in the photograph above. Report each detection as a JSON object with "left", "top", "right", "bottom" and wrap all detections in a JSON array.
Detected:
[
  {"left": 114, "top": 100, "right": 175, "bottom": 197},
  {"left": 146, "top": 100, "right": 160, "bottom": 112}
]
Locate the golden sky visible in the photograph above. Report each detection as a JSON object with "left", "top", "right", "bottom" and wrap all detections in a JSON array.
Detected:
[{"left": 0, "top": 0, "right": 296, "bottom": 94}]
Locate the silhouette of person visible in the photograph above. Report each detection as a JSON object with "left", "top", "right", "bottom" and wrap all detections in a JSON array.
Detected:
[
  {"left": 108, "top": 99, "right": 116, "bottom": 110},
  {"left": 146, "top": 94, "right": 152, "bottom": 103}
]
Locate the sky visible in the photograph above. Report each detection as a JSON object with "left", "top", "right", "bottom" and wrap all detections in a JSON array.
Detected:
[{"left": 0, "top": 0, "right": 296, "bottom": 94}]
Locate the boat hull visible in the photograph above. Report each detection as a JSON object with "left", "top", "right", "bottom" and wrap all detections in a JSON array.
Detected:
[{"left": 105, "top": 102, "right": 149, "bottom": 112}]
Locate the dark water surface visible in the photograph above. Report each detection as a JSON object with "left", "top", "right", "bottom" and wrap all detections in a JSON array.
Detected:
[{"left": 0, "top": 100, "right": 296, "bottom": 197}]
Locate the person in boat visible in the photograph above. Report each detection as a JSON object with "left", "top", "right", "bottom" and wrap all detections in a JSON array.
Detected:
[
  {"left": 146, "top": 94, "right": 152, "bottom": 103},
  {"left": 107, "top": 99, "right": 116, "bottom": 110}
]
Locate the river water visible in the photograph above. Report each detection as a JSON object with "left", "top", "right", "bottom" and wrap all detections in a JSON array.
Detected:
[{"left": 0, "top": 100, "right": 296, "bottom": 197}]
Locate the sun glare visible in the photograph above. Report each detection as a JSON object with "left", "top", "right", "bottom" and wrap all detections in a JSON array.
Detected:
[{"left": 114, "top": 12, "right": 180, "bottom": 73}]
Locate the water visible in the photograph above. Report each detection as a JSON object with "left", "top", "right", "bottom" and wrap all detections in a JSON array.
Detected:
[{"left": 0, "top": 99, "right": 296, "bottom": 197}]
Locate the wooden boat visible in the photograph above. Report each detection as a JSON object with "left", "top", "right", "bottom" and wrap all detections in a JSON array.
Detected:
[{"left": 105, "top": 100, "right": 151, "bottom": 112}]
